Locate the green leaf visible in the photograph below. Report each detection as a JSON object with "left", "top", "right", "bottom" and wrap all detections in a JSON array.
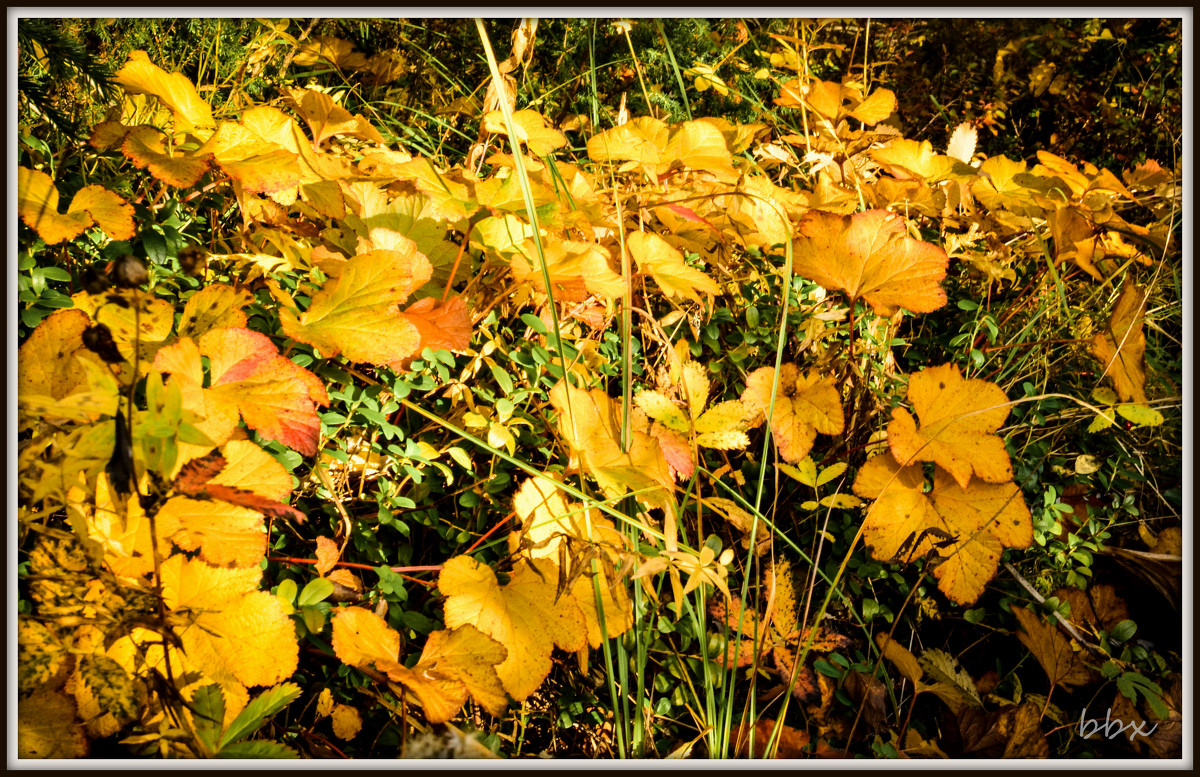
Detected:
[
  {"left": 191, "top": 684, "right": 225, "bottom": 755},
  {"left": 814, "top": 658, "right": 843, "bottom": 678},
  {"left": 217, "top": 740, "right": 300, "bottom": 759},
  {"left": 298, "top": 577, "right": 334, "bottom": 607},
  {"left": 302, "top": 605, "right": 327, "bottom": 635},
  {"left": 275, "top": 579, "right": 298, "bottom": 606},
  {"left": 1109, "top": 619, "right": 1136, "bottom": 644},
  {"left": 219, "top": 683, "right": 302, "bottom": 749}
]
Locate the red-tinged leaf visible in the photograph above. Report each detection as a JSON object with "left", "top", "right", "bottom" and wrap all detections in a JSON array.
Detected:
[
  {"left": 19, "top": 167, "right": 135, "bottom": 245},
  {"left": 651, "top": 423, "right": 694, "bottom": 481},
  {"left": 174, "top": 454, "right": 228, "bottom": 494},
  {"left": 120, "top": 125, "right": 213, "bottom": 187},
  {"left": 396, "top": 296, "right": 473, "bottom": 359},
  {"left": 199, "top": 484, "right": 306, "bottom": 525}
]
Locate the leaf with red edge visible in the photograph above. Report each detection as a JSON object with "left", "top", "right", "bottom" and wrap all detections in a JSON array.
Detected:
[
  {"left": 18, "top": 168, "right": 135, "bottom": 245},
  {"left": 120, "top": 125, "right": 213, "bottom": 187},
  {"left": 154, "top": 329, "right": 326, "bottom": 456}
]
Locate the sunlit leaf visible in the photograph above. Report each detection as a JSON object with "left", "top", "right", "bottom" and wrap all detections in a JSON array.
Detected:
[
  {"left": 853, "top": 454, "right": 1032, "bottom": 605},
  {"left": 1090, "top": 279, "right": 1149, "bottom": 403},
  {"left": 114, "top": 50, "right": 215, "bottom": 134},
  {"left": 18, "top": 167, "right": 136, "bottom": 245},
  {"left": 741, "top": 364, "right": 843, "bottom": 464},
  {"left": 440, "top": 556, "right": 585, "bottom": 701},
  {"left": 628, "top": 231, "right": 719, "bottom": 303},
  {"left": 793, "top": 209, "right": 948, "bottom": 316},
  {"left": 887, "top": 363, "right": 1013, "bottom": 488}
]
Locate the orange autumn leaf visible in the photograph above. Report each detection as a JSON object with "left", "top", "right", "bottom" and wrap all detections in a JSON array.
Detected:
[
  {"left": 18, "top": 167, "right": 136, "bottom": 245},
  {"left": 439, "top": 555, "right": 586, "bottom": 701},
  {"left": 853, "top": 455, "right": 1032, "bottom": 605},
  {"left": 741, "top": 364, "right": 843, "bottom": 464},
  {"left": 887, "top": 363, "right": 1014, "bottom": 488},
  {"left": 396, "top": 296, "right": 473, "bottom": 358},
  {"left": 120, "top": 125, "right": 213, "bottom": 187},
  {"left": 314, "top": 536, "right": 340, "bottom": 577},
  {"left": 153, "top": 328, "right": 326, "bottom": 456},
  {"left": 18, "top": 689, "right": 89, "bottom": 758},
  {"left": 793, "top": 209, "right": 948, "bottom": 316},
  {"left": 1090, "top": 279, "right": 1149, "bottom": 403},
  {"left": 330, "top": 606, "right": 400, "bottom": 670},
  {"left": 114, "top": 50, "right": 215, "bottom": 134},
  {"left": 197, "top": 121, "right": 303, "bottom": 195},
  {"left": 279, "top": 249, "right": 432, "bottom": 367}
]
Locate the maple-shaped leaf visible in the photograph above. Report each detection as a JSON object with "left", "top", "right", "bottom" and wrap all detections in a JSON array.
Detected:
[
  {"left": 793, "top": 209, "right": 948, "bottom": 316},
  {"left": 1009, "top": 605, "right": 1098, "bottom": 688},
  {"left": 509, "top": 235, "right": 625, "bottom": 302},
  {"left": 18, "top": 167, "right": 136, "bottom": 245},
  {"left": 741, "top": 364, "right": 843, "bottom": 464},
  {"left": 292, "top": 35, "right": 369, "bottom": 71},
  {"left": 548, "top": 379, "right": 674, "bottom": 513},
  {"left": 153, "top": 328, "right": 326, "bottom": 456},
  {"left": 114, "top": 50, "right": 215, "bottom": 134},
  {"left": 285, "top": 87, "right": 384, "bottom": 147},
  {"left": 1090, "top": 279, "right": 1149, "bottom": 403},
  {"left": 853, "top": 454, "right": 1032, "bottom": 605},
  {"left": 483, "top": 109, "right": 568, "bottom": 156},
  {"left": 627, "top": 230, "right": 719, "bottom": 304},
  {"left": 587, "top": 116, "right": 669, "bottom": 171},
  {"left": 279, "top": 249, "right": 432, "bottom": 366},
  {"left": 120, "top": 124, "right": 213, "bottom": 187},
  {"left": 887, "top": 363, "right": 1013, "bottom": 488},
  {"left": 160, "top": 555, "right": 298, "bottom": 688},
  {"left": 439, "top": 555, "right": 586, "bottom": 701},
  {"left": 176, "top": 283, "right": 253, "bottom": 341},
  {"left": 587, "top": 117, "right": 736, "bottom": 182},
  {"left": 970, "top": 155, "right": 1043, "bottom": 217},
  {"left": 847, "top": 86, "right": 898, "bottom": 125}
]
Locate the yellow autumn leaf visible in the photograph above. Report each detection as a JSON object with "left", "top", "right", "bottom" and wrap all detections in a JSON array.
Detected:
[
  {"left": 1090, "top": 279, "right": 1149, "bottom": 403},
  {"left": 68, "top": 472, "right": 179, "bottom": 580},
  {"left": 279, "top": 249, "right": 432, "bottom": 366},
  {"left": 870, "top": 138, "right": 960, "bottom": 182},
  {"left": 853, "top": 454, "right": 1032, "bottom": 605},
  {"left": 628, "top": 231, "right": 719, "bottom": 304},
  {"left": 18, "top": 689, "right": 88, "bottom": 758},
  {"left": 197, "top": 121, "right": 304, "bottom": 195},
  {"left": 887, "top": 362, "right": 1013, "bottom": 488},
  {"left": 741, "top": 364, "right": 844, "bottom": 464},
  {"left": 793, "top": 209, "right": 949, "bottom": 316},
  {"left": 507, "top": 476, "right": 633, "bottom": 648},
  {"left": 331, "top": 703, "right": 362, "bottom": 740},
  {"left": 114, "top": 50, "right": 214, "bottom": 134},
  {"left": 285, "top": 86, "right": 384, "bottom": 147},
  {"left": 439, "top": 555, "right": 586, "bottom": 701},
  {"left": 509, "top": 234, "right": 624, "bottom": 302},
  {"left": 176, "top": 283, "right": 253, "bottom": 341},
  {"left": 18, "top": 167, "right": 136, "bottom": 245},
  {"left": 17, "top": 309, "right": 105, "bottom": 401},
  {"left": 483, "top": 109, "right": 568, "bottom": 156},
  {"left": 383, "top": 625, "right": 509, "bottom": 723},
  {"left": 331, "top": 606, "right": 401, "bottom": 670},
  {"left": 587, "top": 116, "right": 668, "bottom": 171},
  {"left": 160, "top": 555, "right": 298, "bottom": 688},
  {"left": 847, "top": 87, "right": 897, "bottom": 125},
  {"left": 548, "top": 379, "right": 674, "bottom": 512}
]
